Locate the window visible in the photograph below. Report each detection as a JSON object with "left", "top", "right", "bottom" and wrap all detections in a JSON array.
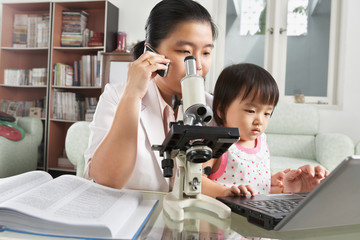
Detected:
[
  {"left": 238, "top": 0, "right": 266, "bottom": 36},
  {"left": 224, "top": 0, "right": 340, "bottom": 105},
  {"left": 287, "top": 0, "right": 308, "bottom": 36}
]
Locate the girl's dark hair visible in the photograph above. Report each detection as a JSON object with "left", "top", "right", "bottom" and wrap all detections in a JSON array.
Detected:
[
  {"left": 132, "top": 0, "right": 218, "bottom": 60},
  {"left": 213, "top": 63, "right": 279, "bottom": 126}
]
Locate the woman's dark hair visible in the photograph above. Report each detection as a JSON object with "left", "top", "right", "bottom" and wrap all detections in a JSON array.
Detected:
[
  {"left": 213, "top": 63, "right": 279, "bottom": 126},
  {"left": 132, "top": 0, "right": 218, "bottom": 59}
]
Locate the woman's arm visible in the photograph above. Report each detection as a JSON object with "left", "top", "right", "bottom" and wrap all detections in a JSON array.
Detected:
[
  {"left": 89, "top": 52, "right": 170, "bottom": 189},
  {"left": 89, "top": 91, "right": 140, "bottom": 189}
]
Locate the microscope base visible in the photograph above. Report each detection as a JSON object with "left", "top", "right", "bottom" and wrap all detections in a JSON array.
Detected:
[{"left": 163, "top": 192, "right": 231, "bottom": 221}]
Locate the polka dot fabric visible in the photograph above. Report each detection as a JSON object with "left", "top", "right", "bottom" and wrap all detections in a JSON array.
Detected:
[{"left": 209, "top": 134, "right": 271, "bottom": 195}]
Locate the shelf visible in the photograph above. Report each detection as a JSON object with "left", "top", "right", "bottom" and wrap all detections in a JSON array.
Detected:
[
  {"left": 50, "top": 118, "right": 79, "bottom": 123},
  {"left": 52, "top": 86, "right": 101, "bottom": 89},
  {"left": 53, "top": 46, "right": 104, "bottom": 51},
  {"left": 0, "top": 1, "right": 119, "bottom": 175},
  {"left": 46, "top": 1, "right": 118, "bottom": 174},
  {"left": 0, "top": 2, "right": 51, "bottom": 172},
  {"left": 1, "top": 47, "right": 49, "bottom": 52},
  {"left": 48, "top": 167, "right": 76, "bottom": 173},
  {"left": 53, "top": 47, "right": 104, "bottom": 55},
  {"left": 0, "top": 84, "right": 47, "bottom": 88}
]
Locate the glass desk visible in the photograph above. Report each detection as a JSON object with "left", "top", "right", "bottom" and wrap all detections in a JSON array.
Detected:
[
  {"left": 1, "top": 191, "right": 359, "bottom": 240},
  {"left": 139, "top": 192, "right": 360, "bottom": 240}
]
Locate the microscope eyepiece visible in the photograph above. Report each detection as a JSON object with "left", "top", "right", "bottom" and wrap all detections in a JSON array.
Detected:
[
  {"left": 181, "top": 56, "right": 213, "bottom": 126},
  {"left": 184, "top": 56, "right": 197, "bottom": 76}
]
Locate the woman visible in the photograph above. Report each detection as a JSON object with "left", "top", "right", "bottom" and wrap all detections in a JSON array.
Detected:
[
  {"left": 84, "top": 0, "right": 217, "bottom": 191},
  {"left": 84, "top": 0, "right": 327, "bottom": 194}
]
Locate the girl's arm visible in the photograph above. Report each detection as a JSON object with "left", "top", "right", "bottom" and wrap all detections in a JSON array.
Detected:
[
  {"left": 202, "top": 176, "right": 232, "bottom": 198},
  {"left": 201, "top": 158, "right": 254, "bottom": 198},
  {"left": 201, "top": 158, "right": 228, "bottom": 198},
  {"left": 202, "top": 176, "right": 255, "bottom": 198}
]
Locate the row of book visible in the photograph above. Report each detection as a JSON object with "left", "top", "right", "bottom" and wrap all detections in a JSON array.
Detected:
[
  {"left": 13, "top": 13, "right": 49, "bottom": 48},
  {"left": 4, "top": 68, "right": 47, "bottom": 86},
  {"left": 61, "top": 10, "right": 88, "bottom": 47},
  {"left": 52, "top": 90, "right": 97, "bottom": 121},
  {"left": 53, "top": 52, "right": 102, "bottom": 87},
  {"left": 0, "top": 99, "right": 46, "bottom": 118}
]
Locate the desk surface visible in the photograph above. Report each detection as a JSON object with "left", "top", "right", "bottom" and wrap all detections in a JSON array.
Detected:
[{"left": 1, "top": 191, "right": 359, "bottom": 240}]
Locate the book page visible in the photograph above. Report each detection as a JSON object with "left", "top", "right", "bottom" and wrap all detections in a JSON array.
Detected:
[
  {"left": 1, "top": 175, "right": 146, "bottom": 238},
  {"left": 0, "top": 171, "right": 52, "bottom": 204}
]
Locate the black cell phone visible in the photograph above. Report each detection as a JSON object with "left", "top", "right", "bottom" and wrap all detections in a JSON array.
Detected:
[{"left": 144, "top": 45, "right": 169, "bottom": 77}]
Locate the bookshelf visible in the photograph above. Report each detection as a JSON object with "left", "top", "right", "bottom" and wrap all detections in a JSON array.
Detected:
[
  {"left": 0, "top": 2, "right": 51, "bottom": 170},
  {"left": 0, "top": 1, "right": 122, "bottom": 175},
  {"left": 47, "top": 0, "right": 119, "bottom": 173}
]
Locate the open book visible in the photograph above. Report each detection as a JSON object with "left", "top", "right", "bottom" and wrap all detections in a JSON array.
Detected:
[{"left": 0, "top": 171, "right": 158, "bottom": 239}]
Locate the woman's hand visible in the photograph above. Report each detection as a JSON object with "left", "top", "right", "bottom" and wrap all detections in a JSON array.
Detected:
[
  {"left": 125, "top": 51, "right": 170, "bottom": 100},
  {"left": 283, "top": 165, "right": 329, "bottom": 193}
]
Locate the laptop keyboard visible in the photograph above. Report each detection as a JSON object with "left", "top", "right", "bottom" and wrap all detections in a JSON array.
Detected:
[{"left": 242, "top": 198, "right": 303, "bottom": 215}]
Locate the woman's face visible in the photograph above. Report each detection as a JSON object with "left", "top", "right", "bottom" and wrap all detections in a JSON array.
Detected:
[{"left": 155, "top": 20, "right": 214, "bottom": 99}]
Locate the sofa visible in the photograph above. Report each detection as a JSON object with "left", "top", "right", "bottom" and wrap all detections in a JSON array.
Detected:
[
  {"left": 0, "top": 117, "right": 43, "bottom": 178},
  {"left": 65, "top": 103, "right": 356, "bottom": 177},
  {"left": 266, "top": 103, "right": 354, "bottom": 173},
  {"left": 355, "top": 141, "right": 360, "bottom": 155},
  {"left": 65, "top": 121, "right": 91, "bottom": 177}
]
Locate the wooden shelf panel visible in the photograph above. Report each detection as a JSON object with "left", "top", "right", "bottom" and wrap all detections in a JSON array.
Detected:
[
  {"left": 52, "top": 86, "right": 101, "bottom": 90},
  {"left": 2, "top": 2, "right": 51, "bottom": 12},
  {"left": 47, "top": 120, "right": 74, "bottom": 169},
  {"left": 48, "top": 167, "right": 76, "bottom": 172},
  {"left": 51, "top": 48, "right": 103, "bottom": 67},
  {"left": 52, "top": 1, "right": 106, "bottom": 48},
  {"left": 0, "top": 50, "right": 49, "bottom": 70},
  {"left": 1, "top": 47, "right": 49, "bottom": 52},
  {"left": 0, "top": 87, "right": 47, "bottom": 101},
  {"left": 53, "top": 47, "right": 104, "bottom": 52},
  {"left": 1, "top": 3, "right": 51, "bottom": 48},
  {"left": 0, "top": 84, "right": 47, "bottom": 88}
]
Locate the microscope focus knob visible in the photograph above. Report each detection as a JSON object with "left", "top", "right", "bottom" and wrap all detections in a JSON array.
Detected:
[
  {"left": 186, "top": 146, "right": 212, "bottom": 163},
  {"left": 161, "top": 151, "right": 174, "bottom": 178}
]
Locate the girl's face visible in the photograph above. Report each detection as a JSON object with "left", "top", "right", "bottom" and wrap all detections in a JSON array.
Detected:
[
  {"left": 223, "top": 93, "right": 274, "bottom": 147},
  {"left": 154, "top": 20, "right": 214, "bottom": 100}
]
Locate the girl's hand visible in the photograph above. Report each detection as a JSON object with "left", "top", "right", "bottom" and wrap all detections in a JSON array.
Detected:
[
  {"left": 125, "top": 51, "right": 170, "bottom": 100},
  {"left": 222, "top": 185, "right": 255, "bottom": 197}
]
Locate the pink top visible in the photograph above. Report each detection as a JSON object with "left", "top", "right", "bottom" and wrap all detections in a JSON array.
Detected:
[{"left": 209, "top": 134, "right": 271, "bottom": 195}]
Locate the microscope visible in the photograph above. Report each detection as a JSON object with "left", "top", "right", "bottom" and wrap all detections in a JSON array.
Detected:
[{"left": 152, "top": 56, "right": 240, "bottom": 221}]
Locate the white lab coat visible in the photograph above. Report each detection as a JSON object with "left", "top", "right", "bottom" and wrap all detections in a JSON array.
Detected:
[{"left": 84, "top": 80, "right": 214, "bottom": 192}]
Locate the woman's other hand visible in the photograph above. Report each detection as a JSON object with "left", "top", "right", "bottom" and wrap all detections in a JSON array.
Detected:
[{"left": 283, "top": 165, "right": 329, "bottom": 193}]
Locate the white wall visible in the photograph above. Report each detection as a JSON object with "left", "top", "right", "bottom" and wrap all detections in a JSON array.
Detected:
[
  {"left": 318, "top": 0, "right": 360, "bottom": 145},
  {"left": 112, "top": 0, "right": 160, "bottom": 47},
  {"left": 1, "top": 0, "right": 359, "bottom": 145}
]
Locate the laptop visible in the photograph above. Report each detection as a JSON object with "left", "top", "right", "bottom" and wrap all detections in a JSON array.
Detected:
[{"left": 216, "top": 155, "right": 360, "bottom": 231}]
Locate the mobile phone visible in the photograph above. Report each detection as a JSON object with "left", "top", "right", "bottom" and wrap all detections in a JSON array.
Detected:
[{"left": 144, "top": 45, "right": 169, "bottom": 77}]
